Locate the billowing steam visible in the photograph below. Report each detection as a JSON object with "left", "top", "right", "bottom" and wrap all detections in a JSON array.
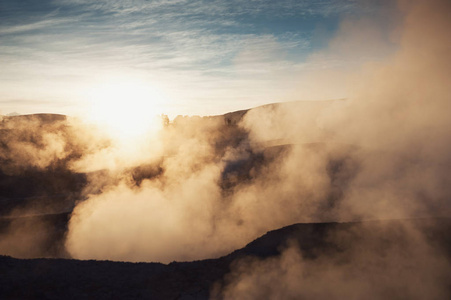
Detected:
[
  {"left": 62, "top": 0, "right": 451, "bottom": 264},
  {"left": 0, "top": 1, "right": 449, "bottom": 287},
  {"left": 214, "top": 220, "right": 451, "bottom": 300},
  {"left": 214, "top": 0, "right": 451, "bottom": 297}
]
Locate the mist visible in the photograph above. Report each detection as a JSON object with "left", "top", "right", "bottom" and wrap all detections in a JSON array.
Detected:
[
  {"left": 0, "top": 1, "right": 449, "bottom": 289},
  {"left": 214, "top": 0, "right": 451, "bottom": 298},
  {"left": 59, "top": 0, "right": 451, "bottom": 264},
  {"left": 214, "top": 220, "right": 451, "bottom": 300}
]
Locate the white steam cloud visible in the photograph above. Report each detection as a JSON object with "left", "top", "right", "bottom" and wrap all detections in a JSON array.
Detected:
[{"left": 63, "top": 0, "right": 451, "bottom": 265}]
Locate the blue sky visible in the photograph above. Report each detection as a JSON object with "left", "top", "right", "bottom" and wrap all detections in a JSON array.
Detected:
[{"left": 0, "top": 0, "right": 397, "bottom": 117}]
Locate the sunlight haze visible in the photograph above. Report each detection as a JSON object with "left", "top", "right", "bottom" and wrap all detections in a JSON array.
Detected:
[{"left": 0, "top": 0, "right": 397, "bottom": 118}]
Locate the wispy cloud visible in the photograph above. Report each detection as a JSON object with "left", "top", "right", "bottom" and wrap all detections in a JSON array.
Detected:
[
  {"left": 0, "top": 18, "right": 68, "bottom": 35},
  {"left": 0, "top": 0, "right": 395, "bottom": 116}
]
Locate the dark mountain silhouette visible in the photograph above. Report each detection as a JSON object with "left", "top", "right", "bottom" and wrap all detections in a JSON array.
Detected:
[{"left": 0, "top": 217, "right": 450, "bottom": 299}]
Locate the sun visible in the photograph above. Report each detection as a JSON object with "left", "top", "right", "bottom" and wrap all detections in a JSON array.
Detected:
[{"left": 85, "top": 77, "right": 167, "bottom": 143}]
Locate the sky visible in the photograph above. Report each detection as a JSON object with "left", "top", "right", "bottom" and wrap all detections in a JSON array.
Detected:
[{"left": 0, "top": 0, "right": 397, "bottom": 118}]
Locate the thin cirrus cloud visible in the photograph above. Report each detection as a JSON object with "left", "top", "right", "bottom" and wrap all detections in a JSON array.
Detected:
[{"left": 0, "top": 0, "right": 396, "bottom": 116}]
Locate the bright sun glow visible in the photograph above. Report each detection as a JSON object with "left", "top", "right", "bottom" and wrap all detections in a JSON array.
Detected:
[{"left": 86, "top": 77, "right": 167, "bottom": 143}]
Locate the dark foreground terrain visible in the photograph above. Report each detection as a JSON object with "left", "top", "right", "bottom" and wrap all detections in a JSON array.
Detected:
[
  {"left": 1, "top": 111, "right": 450, "bottom": 299},
  {"left": 1, "top": 217, "right": 450, "bottom": 299}
]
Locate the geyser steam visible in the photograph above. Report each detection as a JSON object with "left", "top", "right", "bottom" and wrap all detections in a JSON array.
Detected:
[{"left": 63, "top": 0, "right": 451, "bottom": 264}]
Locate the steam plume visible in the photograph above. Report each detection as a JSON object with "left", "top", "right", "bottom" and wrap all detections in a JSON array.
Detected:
[{"left": 63, "top": 0, "right": 451, "bottom": 265}]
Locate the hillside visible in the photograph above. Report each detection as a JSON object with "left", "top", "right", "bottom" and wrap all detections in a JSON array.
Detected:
[
  {"left": 0, "top": 102, "right": 450, "bottom": 299},
  {"left": 1, "top": 217, "right": 450, "bottom": 299}
]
